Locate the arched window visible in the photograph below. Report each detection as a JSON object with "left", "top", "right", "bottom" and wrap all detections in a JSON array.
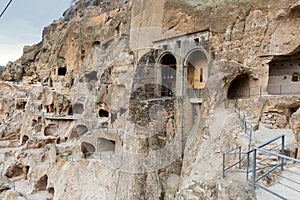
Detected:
[
  {"left": 159, "top": 53, "right": 177, "bottom": 97},
  {"left": 185, "top": 50, "right": 208, "bottom": 89}
]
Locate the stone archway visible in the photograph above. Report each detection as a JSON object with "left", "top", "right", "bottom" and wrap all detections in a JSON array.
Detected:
[
  {"left": 185, "top": 49, "right": 208, "bottom": 89},
  {"left": 158, "top": 53, "right": 177, "bottom": 97},
  {"left": 227, "top": 74, "right": 251, "bottom": 99}
]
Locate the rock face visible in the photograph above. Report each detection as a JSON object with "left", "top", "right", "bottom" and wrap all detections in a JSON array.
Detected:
[
  {"left": 1, "top": 0, "right": 300, "bottom": 199},
  {"left": 290, "top": 108, "right": 300, "bottom": 159}
]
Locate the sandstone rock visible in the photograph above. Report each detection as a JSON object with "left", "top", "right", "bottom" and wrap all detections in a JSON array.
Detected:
[
  {"left": 290, "top": 108, "right": 300, "bottom": 159},
  {"left": 1, "top": 62, "right": 24, "bottom": 81},
  {"left": 1, "top": 0, "right": 300, "bottom": 200}
]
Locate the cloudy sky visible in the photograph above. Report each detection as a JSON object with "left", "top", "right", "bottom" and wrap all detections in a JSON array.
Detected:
[{"left": 0, "top": 0, "right": 72, "bottom": 66}]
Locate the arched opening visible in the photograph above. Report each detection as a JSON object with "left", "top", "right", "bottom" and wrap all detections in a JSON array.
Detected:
[
  {"left": 73, "top": 103, "right": 84, "bottom": 114},
  {"left": 98, "top": 109, "right": 109, "bottom": 118},
  {"left": 35, "top": 174, "right": 48, "bottom": 191},
  {"left": 228, "top": 74, "right": 251, "bottom": 99},
  {"left": 186, "top": 50, "right": 208, "bottom": 89},
  {"left": 97, "top": 138, "right": 115, "bottom": 152},
  {"left": 44, "top": 124, "right": 58, "bottom": 137},
  {"left": 159, "top": 53, "right": 176, "bottom": 97},
  {"left": 58, "top": 67, "right": 67, "bottom": 76},
  {"left": 68, "top": 106, "right": 73, "bottom": 115},
  {"left": 21, "top": 135, "right": 29, "bottom": 146},
  {"left": 81, "top": 142, "right": 96, "bottom": 158},
  {"left": 76, "top": 124, "right": 88, "bottom": 136}
]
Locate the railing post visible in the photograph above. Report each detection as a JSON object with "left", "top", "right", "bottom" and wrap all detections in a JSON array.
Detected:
[
  {"left": 246, "top": 152, "right": 250, "bottom": 181},
  {"left": 249, "top": 87, "right": 251, "bottom": 98},
  {"left": 280, "top": 84, "right": 282, "bottom": 95},
  {"left": 260, "top": 86, "right": 262, "bottom": 97},
  {"left": 281, "top": 135, "right": 285, "bottom": 171},
  {"left": 252, "top": 148, "right": 257, "bottom": 194},
  {"left": 244, "top": 118, "right": 247, "bottom": 134},
  {"left": 222, "top": 153, "right": 225, "bottom": 178},
  {"left": 239, "top": 146, "right": 242, "bottom": 169}
]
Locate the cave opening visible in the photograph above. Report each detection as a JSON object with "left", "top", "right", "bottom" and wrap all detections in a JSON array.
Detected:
[
  {"left": 99, "top": 109, "right": 109, "bottom": 118},
  {"left": 73, "top": 103, "right": 84, "bottom": 114},
  {"left": 76, "top": 124, "right": 88, "bottom": 136},
  {"left": 228, "top": 74, "right": 251, "bottom": 99},
  {"left": 97, "top": 138, "right": 115, "bottom": 152},
  {"left": 36, "top": 174, "right": 48, "bottom": 191},
  {"left": 21, "top": 135, "right": 29, "bottom": 146},
  {"left": 58, "top": 67, "right": 67, "bottom": 76},
  {"left": 81, "top": 142, "right": 96, "bottom": 158}
]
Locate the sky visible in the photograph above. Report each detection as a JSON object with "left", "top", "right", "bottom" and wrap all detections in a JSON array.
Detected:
[{"left": 0, "top": 0, "right": 72, "bottom": 66}]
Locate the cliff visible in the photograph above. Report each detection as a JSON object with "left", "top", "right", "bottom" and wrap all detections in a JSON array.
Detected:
[{"left": 1, "top": 0, "right": 300, "bottom": 199}]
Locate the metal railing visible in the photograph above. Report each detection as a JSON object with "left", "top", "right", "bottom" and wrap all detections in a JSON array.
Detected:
[
  {"left": 130, "top": 89, "right": 176, "bottom": 100},
  {"left": 233, "top": 83, "right": 300, "bottom": 99},
  {"left": 187, "top": 88, "right": 203, "bottom": 98},
  {"left": 58, "top": 151, "right": 114, "bottom": 162},
  {"left": 222, "top": 146, "right": 253, "bottom": 181},
  {"left": 223, "top": 100, "right": 254, "bottom": 179},
  {"left": 251, "top": 134, "right": 300, "bottom": 199}
]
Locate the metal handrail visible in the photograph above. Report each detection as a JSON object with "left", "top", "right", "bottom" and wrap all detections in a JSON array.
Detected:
[
  {"left": 251, "top": 134, "right": 294, "bottom": 199},
  {"left": 223, "top": 100, "right": 254, "bottom": 179},
  {"left": 233, "top": 82, "right": 300, "bottom": 99}
]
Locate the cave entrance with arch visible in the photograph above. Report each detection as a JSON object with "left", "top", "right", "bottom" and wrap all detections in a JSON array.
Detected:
[
  {"left": 159, "top": 53, "right": 177, "bottom": 97},
  {"left": 227, "top": 74, "right": 251, "bottom": 99}
]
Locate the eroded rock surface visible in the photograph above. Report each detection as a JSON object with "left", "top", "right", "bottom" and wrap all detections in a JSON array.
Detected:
[{"left": 1, "top": 0, "right": 300, "bottom": 199}]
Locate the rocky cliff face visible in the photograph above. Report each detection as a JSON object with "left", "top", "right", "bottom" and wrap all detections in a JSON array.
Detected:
[{"left": 1, "top": 0, "right": 300, "bottom": 199}]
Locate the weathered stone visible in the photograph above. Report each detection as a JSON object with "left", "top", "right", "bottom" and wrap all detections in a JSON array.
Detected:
[{"left": 1, "top": 0, "right": 300, "bottom": 199}]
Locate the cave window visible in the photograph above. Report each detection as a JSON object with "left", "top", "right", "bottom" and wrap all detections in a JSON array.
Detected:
[
  {"left": 73, "top": 103, "right": 84, "bottom": 114},
  {"left": 58, "top": 67, "right": 67, "bottom": 76},
  {"left": 99, "top": 109, "right": 109, "bottom": 118},
  {"left": 81, "top": 142, "right": 96, "bottom": 158},
  {"left": 76, "top": 124, "right": 88, "bottom": 137},
  {"left": 97, "top": 138, "right": 115, "bottom": 152},
  {"left": 36, "top": 175, "right": 48, "bottom": 191},
  {"left": 16, "top": 100, "right": 27, "bottom": 110},
  {"left": 21, "top": 135, "right": 29, "bottom": 146},
  {"left": 68, "top": 107, "right": 73, "bottom": 115},
  {"left": 292, "top": 73, "right": 300, "bottom": 82},
  {"left": 44, "top": 124, "right": 58, "bottom": 137}
]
